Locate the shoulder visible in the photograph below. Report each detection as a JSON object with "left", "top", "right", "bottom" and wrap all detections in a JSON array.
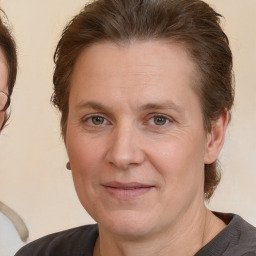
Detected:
[
  {"left": 198, "top": 213, "right": 256, "bottom": 256},
  {"left": 15, "top": 224, "right": 98, "bottom": 256},
  {"left": 231, "top": 214, "right": 256, "bottom": 255}
]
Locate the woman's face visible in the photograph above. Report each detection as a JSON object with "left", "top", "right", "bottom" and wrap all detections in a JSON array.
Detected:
[
  {"left": 66, "top": 41, "right": 218, "bottom": 238},
  {"left": 0, "top": 50, "right": 8, "bottom": 130}
]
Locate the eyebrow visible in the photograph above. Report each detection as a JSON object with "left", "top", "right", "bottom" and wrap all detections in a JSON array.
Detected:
[
  {"left": 76, "top": 101, "right": 184, "bottom": 113},
  {"left": 138, "top": 102, "right": 184, "bottom": 113},
  {"left": 76, "top": 101, "right": 110, "bottom": 111}
]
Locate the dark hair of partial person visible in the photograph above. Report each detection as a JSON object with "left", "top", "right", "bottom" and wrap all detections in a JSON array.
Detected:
[
  {"left": 52, "top": 0, "right": 234, "bottom": 200},
  {"left": 0, "top": 9, "right": 17, "bottom": 130}
]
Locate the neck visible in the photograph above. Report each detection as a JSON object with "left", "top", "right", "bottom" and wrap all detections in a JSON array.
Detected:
[{"left": 94, "top": 207, "right": 226, "bottom": 256}]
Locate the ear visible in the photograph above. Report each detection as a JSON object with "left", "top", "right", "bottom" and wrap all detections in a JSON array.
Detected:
[
  {"left": 63, "top": 135, "right": 71, "bottom": 170},
  {"left": 66, "top": 161, "right": 71, "bottom": 170},
  {"left": 204, "top": 110, "right": 229, "bottom": 164},
  {"left": 0, "top": 111, "right": 4, "bottom": 131}
]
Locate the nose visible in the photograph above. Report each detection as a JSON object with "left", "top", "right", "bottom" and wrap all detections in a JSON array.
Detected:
[{"left": 106, "top": 123, "right": 145, "bottom": 169}]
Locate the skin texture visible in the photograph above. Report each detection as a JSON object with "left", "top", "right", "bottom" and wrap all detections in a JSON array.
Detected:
[
  {"left": 65, "top": 41, "right": 228, "bottom": 256},
  {"left": 0, "top": 49, "right": 8, "bottom": 127}
]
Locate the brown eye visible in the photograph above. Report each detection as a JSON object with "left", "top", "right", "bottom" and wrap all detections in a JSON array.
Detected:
[
  {"left": 91, "top": 116, "right": 105, "bottom": 125},
  {"left": 153, "top": 116, "right": 167, "bottom": 126}
]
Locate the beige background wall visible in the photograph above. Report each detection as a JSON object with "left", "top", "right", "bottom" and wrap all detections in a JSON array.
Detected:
[{"left": 0, "top": 0, "right": 255, "bottom": 242}]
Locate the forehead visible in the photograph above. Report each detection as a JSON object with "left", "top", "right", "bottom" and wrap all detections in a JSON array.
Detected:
[
  {"left": 70, "top": 40, "right": 198, "bottom": 92},
  {"left": 70, "top": 41, "right": 200, "bottom": 111}
]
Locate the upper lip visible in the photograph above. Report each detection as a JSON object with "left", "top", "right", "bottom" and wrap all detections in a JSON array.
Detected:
[{"left": 102, "top": 181, "right": 154, "bottom": 189}]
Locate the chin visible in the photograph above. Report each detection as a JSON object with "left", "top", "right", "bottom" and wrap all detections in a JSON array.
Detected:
[{"left": 97, "top": 209, "right": 158, "bottom": 239}]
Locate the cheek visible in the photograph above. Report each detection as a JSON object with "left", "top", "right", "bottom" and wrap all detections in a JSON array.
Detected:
[
  {"left": 147, "top": 133, "right": 206, "bottom": 193},
  {"left": 66, "top": 135, "right": 103, "bottom": 214},
  {"left": 66, "top": 132, "right": 110, "bottom": 198},
  {"left": 67, "top": 132, "right": 105, "bottom": 173}
]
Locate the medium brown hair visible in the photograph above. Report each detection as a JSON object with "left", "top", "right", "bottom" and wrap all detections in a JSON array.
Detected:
[
  {"left": 52, "top": 0, "right": 234, "bottom": 199},
  {"left": 0, "top": 9, "right": 17, "bottom": 130}
]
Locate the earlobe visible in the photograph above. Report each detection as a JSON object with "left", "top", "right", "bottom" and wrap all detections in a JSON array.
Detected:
[
  {"left": 66, "top": 161, "right": 71, "bottom": 170},
  {"left": 204, "top": 111, "right": 229, "bottom": 164}
]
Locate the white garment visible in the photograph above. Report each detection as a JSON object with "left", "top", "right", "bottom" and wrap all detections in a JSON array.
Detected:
[{"left": 0, "top": 213, "right": 24, "bottom": 256}]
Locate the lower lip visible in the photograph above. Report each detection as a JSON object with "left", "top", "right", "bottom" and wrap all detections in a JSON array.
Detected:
[{"left": 103, "top": 186, "right": 153, "bottom": 200}]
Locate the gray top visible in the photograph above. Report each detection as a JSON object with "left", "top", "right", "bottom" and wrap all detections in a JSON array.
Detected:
[
  {"left": 15, "top": 213, "right": 256, "bottom": 256},
  {"left": 195, "top": 213, "right": 256, "bottom": 256}
]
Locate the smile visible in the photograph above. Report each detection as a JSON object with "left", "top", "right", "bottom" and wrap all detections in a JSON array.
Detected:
[{"left": 102, "top": 182, "right": 155, "bottom": 200}]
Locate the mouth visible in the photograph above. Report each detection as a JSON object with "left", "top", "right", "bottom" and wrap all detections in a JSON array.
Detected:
[{"left": 102, "top": 182, "right": 155, "bottom": 200}]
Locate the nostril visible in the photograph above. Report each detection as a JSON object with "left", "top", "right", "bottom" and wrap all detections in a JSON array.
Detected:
[
  {"left": 106, "top": 126, "right": 145, "bottom": 169},
  {"left": 107, "top": 147, "right": 145, "bottom": 169}
]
